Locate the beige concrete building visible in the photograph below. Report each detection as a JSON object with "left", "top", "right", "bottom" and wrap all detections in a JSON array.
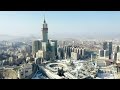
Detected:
[
  {"left": 18, "top": 53, "right": 25, "bottom": 59},
  {"left": 17, "top": 63, "right": 32, "bottom": 79},
  {"left": 71, "top": 52, "right": 79, "bottom": 60},
  {"left": 36, "top": 50, "right": 45, "bottom": 59},
  {"left": 116, "top": 52, "right": 120, "bottom": 63}
]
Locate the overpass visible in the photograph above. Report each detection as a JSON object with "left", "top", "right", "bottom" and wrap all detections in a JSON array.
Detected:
[{"left": 39, "top": 66, "right": 63, "bottom": 79}]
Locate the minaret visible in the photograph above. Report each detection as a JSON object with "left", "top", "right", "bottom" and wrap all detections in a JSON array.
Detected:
[
  {"left": 91, "top": 54, "right": 93, "bottom": 61},
  {"left": 42, "top": 16, "right": 48, "bottom": 42}
]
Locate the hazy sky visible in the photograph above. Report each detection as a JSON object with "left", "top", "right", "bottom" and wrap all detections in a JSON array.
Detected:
[{"left": 0, "top": 11, "right": 120, "bottom": 38}]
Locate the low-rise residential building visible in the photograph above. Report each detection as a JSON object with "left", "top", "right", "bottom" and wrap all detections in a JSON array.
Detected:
[{"left": 17, "top": 63, "right": 33, "bottom": 79}]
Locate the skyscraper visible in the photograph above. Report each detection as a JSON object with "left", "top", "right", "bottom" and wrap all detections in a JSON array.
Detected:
[
  {"left": 42, "top": 18, "right": 48, "bottom": 42},
  {"left": 113, "top": 52, "right": 117, "bottom": 61},
  {"left": 116, "top": 46, "right": 119, "bottom": 53},
  {"left": 116, "top": 52, "right": 120, "bottom": 63},
  {"left": 50, "top": 42, "right": 55, "bottom": 60},
  {"left": 50, "top": 40, "right": 58, "bottom": 57},
  {"left": 57, "top": 46, "right": 61, "bottom": 59},
  {"left": 81, "top": 48, "right": 85, "bottom": 56},
  {"left": 32, "top": 40, "right": 41, "bottom": 57},
  {"left": 103, "top": 42, "right": 108, "bottom": 50},
  {"left": 32, "top": 17, "right": 58, "bottom": 61},
  {"left": 67, "top": 46, "right": 71, "bottom": 58},
  {"left": 98, "top": 49, "right": 104, "bottom": 57},
  {"left": 42, "top": 42, "right": 47, "bottom": 52},
  {"left": 108, "top": 42, "right": 112, "bottom": 59}
]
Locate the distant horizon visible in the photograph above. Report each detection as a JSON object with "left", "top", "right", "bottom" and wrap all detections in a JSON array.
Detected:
[
  {"left": 1, "top": 33, "right": 120, "bottom": 41},
  {"left": 0, "top": 11, "right": 120, "bottom": 39}
]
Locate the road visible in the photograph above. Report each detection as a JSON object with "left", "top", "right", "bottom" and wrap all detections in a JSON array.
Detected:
[{"left": 32, "top": 65, "right": 49, "bottom": 79}]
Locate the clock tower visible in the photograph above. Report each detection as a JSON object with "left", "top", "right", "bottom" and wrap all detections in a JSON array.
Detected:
[{"left": 42, "top": 17, "right": 48, "bottom": 42}]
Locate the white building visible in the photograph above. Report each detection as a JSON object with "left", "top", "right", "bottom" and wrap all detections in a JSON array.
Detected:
[
  {"left": 71, "top": 52, "right": 79, "bottom": 60},
  {"left": 36, "top": 50, "right": 45, "bottom": 59},
  {"left": 116, "top": 52, "right": 120, "bottom": 63},
  {"left": 17, "top": 53, "right": 25, "bottom": 59},
  {"left": 26, "top": 57, "right": 31, "bottom": 62},
  {"left": 17, "top": 63, "right": 33, "bottom": 79}
]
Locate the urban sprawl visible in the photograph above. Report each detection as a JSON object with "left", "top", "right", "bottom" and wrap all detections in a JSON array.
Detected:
[{"left": 0, "top": 18, "right": 120, "bottom": 79}]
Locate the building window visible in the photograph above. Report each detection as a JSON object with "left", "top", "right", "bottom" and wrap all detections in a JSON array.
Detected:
[{"left": 25, "top": 71, "right": 28, "bottom": 73}]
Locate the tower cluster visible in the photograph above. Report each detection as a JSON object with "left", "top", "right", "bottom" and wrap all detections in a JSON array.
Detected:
[{"left": 32, "top": 18, "right": 57, "bottom": 61}]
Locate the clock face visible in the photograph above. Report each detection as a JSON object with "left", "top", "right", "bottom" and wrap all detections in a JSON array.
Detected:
[
  {"left": 43, "top": 24, "right": 47, "bottom": 28},
  {"left": 43, "top": 29, "right": 48, "bottom": 32}
]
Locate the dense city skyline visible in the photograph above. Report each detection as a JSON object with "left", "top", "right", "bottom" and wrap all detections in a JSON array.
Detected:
[
  {"left": 0, "top": 11, "right": 120, "bottom": 39},
  {"left": 0, "top": 12, "right": 120, "bottom": 79}
]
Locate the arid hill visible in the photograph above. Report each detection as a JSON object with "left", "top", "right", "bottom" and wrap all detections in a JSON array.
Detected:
[{"left": 0, "top": 69, "right": 18, "bottom": 79}]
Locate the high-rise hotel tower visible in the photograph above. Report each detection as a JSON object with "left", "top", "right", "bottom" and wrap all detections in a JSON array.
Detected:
[
  {"left": 32, "top": 17, "right": 57, "bottom": 61},
  {"left": 42, "top": 18, "right": 48, "bottom": 42}
]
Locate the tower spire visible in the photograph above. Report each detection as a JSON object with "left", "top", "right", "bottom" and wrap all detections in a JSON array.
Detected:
[
  {"left": 42, "top": 14, "right": 48, "bottom": 42},
  {"left": 44, "top": 14, "right": 46, "bottom": 23}
]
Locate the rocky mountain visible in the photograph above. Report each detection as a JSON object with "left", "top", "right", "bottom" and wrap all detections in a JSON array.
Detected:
[{"left": 0, "top": 34, "right": 21, "bottom": 41}]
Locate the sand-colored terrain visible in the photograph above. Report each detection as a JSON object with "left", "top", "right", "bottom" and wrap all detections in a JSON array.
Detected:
[{"left": 0, "top": 69, "right": 18, "bottom": 79}]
